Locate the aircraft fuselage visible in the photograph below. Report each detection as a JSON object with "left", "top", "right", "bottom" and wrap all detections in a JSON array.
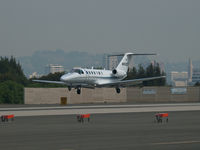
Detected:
[{"left": 60, "top": 68, "right": 126, "bottom": 87}]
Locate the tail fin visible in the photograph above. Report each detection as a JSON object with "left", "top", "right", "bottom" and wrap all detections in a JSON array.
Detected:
[
  {"left": 116, "top": 53, "right": 133, "bottom": 72},
  {"left": 116, "top": 52, "right": 157, "bottom": 73}
]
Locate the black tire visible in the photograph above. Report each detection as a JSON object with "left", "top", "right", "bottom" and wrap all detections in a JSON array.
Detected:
[
  {"left": 1, "top": 116, "right": 5, "bottom": 122},
  {"left": 116, "top": 88, "right": 120, "bottom": 93},
  {"left": 77, "top": 89, "right": 81, "bottom": 94},
  {"left": 68, "top": 87, "right": 71, "bottom": 91}
]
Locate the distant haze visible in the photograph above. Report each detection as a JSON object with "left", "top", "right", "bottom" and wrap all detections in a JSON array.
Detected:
[{"left": 0, "top": 0, "right": 200, "bottom": 62}]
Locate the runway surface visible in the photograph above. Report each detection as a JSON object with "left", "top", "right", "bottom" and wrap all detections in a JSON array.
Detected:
[
  {"left": 1, "top": 111, "right": 200, "bottom": 150},
  {"left": 1, "top": 103, "right": 200, "bottom": 150},
  {"left": 1, "top": 103, "right": 200, "bottom": 116}
]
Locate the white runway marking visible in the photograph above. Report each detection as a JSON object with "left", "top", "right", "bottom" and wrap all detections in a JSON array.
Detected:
[
  {"left": 0, "top": 103, "right": 200, "bottom": 117},
  {"left": 0, "top": 103, "right": 200, "bottom": 111},
  {"left": 152, "top": 140, "right": 200, "bottom": 145}
]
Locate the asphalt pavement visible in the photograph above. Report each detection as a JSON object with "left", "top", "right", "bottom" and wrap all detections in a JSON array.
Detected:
[{"left": 1, "top": 111, "right": 200, "bottom": 150}]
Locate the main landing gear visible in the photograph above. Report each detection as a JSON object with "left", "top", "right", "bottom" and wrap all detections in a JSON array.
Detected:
[
  {"left": 68, "top": 86, "right": 81, "bottom": 94},
  {"left": 68, "top": 86, "right": 71, "bottom": 91},
  {"left": 116, "top": 87, "right": 121, "bottom": 94},
  {"left": 77, "top": 87, "right": 81, "bottom": 94}
]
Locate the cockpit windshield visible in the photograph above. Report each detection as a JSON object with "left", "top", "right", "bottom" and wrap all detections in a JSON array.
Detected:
[{"left": 70, "top": 69, "right": 84, "bottom": 74}]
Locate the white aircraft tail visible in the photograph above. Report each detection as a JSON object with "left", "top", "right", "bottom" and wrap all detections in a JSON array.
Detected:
[
  {"left": 112, "top": 52, "right": 157, "bottom": 73},
  {"left": 116, "top": 53, "right": 133, "bottom": 73}
]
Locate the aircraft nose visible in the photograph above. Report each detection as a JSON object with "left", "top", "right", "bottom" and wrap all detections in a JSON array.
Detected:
[
  {"left": 60, "top": 74, "right": 74, "bottom": 81},
  {"left": 60, "top": 75, "right": 65, "bottom": 81}
]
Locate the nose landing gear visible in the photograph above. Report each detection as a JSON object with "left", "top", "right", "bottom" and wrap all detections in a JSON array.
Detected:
[
  {"left": 116, "top": 87, "right": 121, "bottom": 94},
  {"left": 69, "top": 86, "right": 81, "bottom": 94}
]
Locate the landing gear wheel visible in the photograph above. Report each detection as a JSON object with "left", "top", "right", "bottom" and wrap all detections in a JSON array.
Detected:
[
  {"left": 116, "top": 88, "right": 120, "bottom": 94},
  {"left": 77, "top": 88, "right": 81, "bottom": 94},
  {"left": 68, "top": 86, "right": 71, "bottom": 91}
]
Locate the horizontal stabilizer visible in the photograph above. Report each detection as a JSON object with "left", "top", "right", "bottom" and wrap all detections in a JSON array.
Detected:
[{"left": 108, "top": 53, "right": 157, "bottom": 57}]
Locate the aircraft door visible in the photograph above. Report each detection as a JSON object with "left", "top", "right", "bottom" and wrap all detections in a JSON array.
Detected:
[
  {"left": 80, "top": 69, "right": 86, "bottom": 82},
  {"left": 83, "top": 70, "right": 88, "bottom": 82},
  {"left": 85, "top": 70, "right": 90, "bottom": 83},
  {"left": 86, "top": 71, "right": 89, "bottom": 82}
]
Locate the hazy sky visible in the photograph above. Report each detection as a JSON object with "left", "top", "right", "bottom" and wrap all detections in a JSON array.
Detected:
[{"left": 0, "top": 0, "right": 200, "bottom": 62}]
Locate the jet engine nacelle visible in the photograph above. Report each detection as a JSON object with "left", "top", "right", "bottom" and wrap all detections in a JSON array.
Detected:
[{"left": 112, "top": 69, "right": 126, "bottom": 78}]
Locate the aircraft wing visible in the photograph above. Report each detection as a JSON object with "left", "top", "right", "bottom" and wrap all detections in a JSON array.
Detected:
[
  {"left": 32, "top": 80, "right": 94, "bottom": 88},
  {"left": 98, "top": 76, "right": 166, "bottom": 87},
  {"left": 32, "top": 80, "right": 66, "bottom": 85}
]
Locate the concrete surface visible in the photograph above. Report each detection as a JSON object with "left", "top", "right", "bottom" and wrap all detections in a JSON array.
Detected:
[
  {"left": 1, "top": 103, "right": 200, "bottom": 117},
  {"left": 1, "top": 111, "right": 200, "bottom": 150}
]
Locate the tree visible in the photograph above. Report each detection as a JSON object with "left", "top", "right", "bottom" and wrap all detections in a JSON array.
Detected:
[
  {"left": 28, "top": 72, "right": 66, "bottom": 87},
  {"left": 0, "top": 56, "right": 28, "bottom": 104},
  {"left": 0, "top": 56, "right": 28, "bottom": 85},
  {"left": 144, "top": 63, "right": 166, "bottom": 86},
  {"left": 39, "top": 72, "right": 65, "bottom": 81},
  {"left": 131, "top": 66, "right": 137, "bottom": 79},
  {"left": 146, "top": 63, "right": 154, "bottom": 77},
  {"left": 126, "top": 66, "right": 137, "bottom": 80},
  {"left": 126, "top": 62, "right": 166, "bottom": 86},
  {"left": 137, "top": 64, "right": 146, "bottom": 78},
  {"left": 0, "top": 81, "right": 24, "bottom": 104}
]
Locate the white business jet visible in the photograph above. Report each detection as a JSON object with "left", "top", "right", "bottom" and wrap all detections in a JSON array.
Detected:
[{"left": 33, "top": 53, "right": 165, "bottom": 94}]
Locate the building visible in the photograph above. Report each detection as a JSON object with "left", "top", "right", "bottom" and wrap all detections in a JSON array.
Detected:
[
  {"left": 105, "top": 55, "right": 119, "bottom": 70},
  {"left": 45, "top": 64, "right": 64, "bottom": 74},
  {"left": 171, "top": 71, "right": 188, "bottom": 86},
  {"left": 29, "top": 72, "right": 42, "bottom": 79},
  {"left": 188, "top": 58, "right": 193, "bottom": 82},
  {"left": 159, "top": 62, "right": 165, "bottom": 74},
  {"left": 192, "top": 68, "right": 200, "bottom": 84},
  {"left": 187, "top": 58, "right": 200, "bottom": 85},
  {"left": 102, "top": 54, "right": 108, "bottom": 69}
]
